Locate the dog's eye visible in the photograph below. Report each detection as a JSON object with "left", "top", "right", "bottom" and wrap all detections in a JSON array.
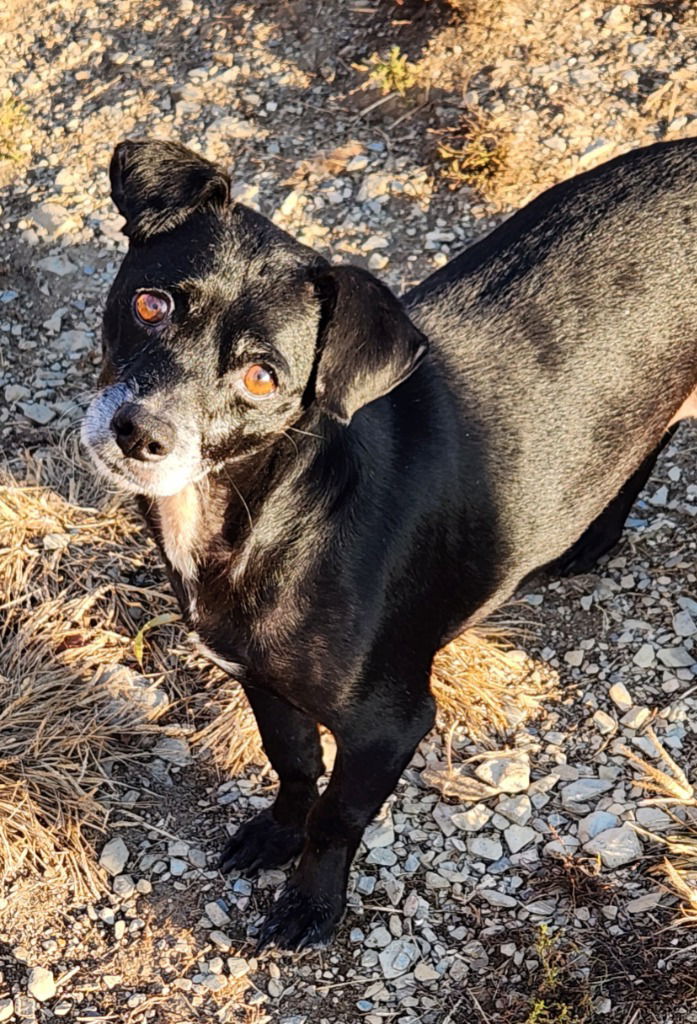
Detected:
[
  {"left": 243, "top": 364, "right": 277, "bottom": 397},
  {"left": 133, "top": 291, "right": 171, "bottom": 326}
]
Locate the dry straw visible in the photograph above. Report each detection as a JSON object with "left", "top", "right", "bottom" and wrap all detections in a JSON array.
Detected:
[
  {"left": 625, "top": 728, "right": 697, "bottom": 927},
  {"left": 1, "top": 434, "right": 550, "bottom": 898}
]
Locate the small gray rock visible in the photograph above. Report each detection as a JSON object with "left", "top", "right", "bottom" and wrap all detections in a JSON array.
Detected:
[
  {"left": 205, "top": 901, "right": 230, "bottom": 927},
  {"left": 451, "top": 803, "right": 493, "bottom": 832},
  {"left": 480, "top": 889, "right": 517, "bottom": 908},
  {"left": 504, "top": 824, "right": 537, "bottom": 853},
  {"left": 209, "top": 930, "right": 232, "bottom": 951},
  {"left": 592, "top": 710, "right": 616, "bottom": 734},
  {"left": 37, "top": 254, "right": 77, "bottom": 276},
  {"left": 578, "top": 810, "right": 619, "bottom": 844},
  {"left": 620, "top": 706, "right": 650, "bottom": 730},
  {"left": 657, "top": 647, "right": 695, "bottom": 669},
  {"left": 496, "top": 794, "right": 532, "bottom": 826},
  {"left": 27, "top": 966, "right": 56, "bottom": 1002},
  {"left": 633, "top": 644, "right": 655, "bottom": 669},
  {"left": 467, "top": 835, "right": 503, "bottom": 861},
  {"left": 474, "top": 751, "right": 530, "bottom": 793},
  {"left": 19, "top": 401, "right": 55, "bottom": 425},
  {"left": 673, "top": 610, "right": 696, "bottom": 637},
  {"left": 363, "top": 816, "right": 394, "bottom": 850},
  {"left": 584, "top": 825, "right": 643, "bottom": 868},
  {"left": 608, "top": 682, "right": 633, "bottom": 711},
  {"left": 151, "top": 736, "right": 191, "bottom": 765},
  {"left": 99, "top": 837, "right": 129, "bottom": 876},
  {"left": 378, "top": 938, "right": 419, "bottom": 979},
  {"left": 561, "top": 777, "right": 613, "bottom": 808}
]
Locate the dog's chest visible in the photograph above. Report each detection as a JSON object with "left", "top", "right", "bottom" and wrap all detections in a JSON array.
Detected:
[{"left": 156, "top": 485, "right": 201, "bottom": 582}]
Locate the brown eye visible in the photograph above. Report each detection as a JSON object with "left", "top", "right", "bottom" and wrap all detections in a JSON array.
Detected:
[
  {"left": 133, "top": 291, "right": 171, "bottom": 325},
  {"left": 243, "top": 364, "right": 277, "bottom": 397}
]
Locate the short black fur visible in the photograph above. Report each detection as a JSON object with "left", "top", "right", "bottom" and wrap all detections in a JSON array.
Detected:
[{"left": 82, "top": 136, "right": 697, "bottom": 951}]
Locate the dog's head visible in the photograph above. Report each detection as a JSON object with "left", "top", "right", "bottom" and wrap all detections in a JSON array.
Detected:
[{"left": 82, "top": 138, "right": 427, "bottom": 497}]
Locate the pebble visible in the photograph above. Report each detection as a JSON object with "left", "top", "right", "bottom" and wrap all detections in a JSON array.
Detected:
[
  {"left": 504, "top": 824, "right": 537, "bottom": 853},
  {"left": 608, "top": 682, "right": 633, "bottom": 711},
  {"left": 496, "top": 794, "right": 532, "bottom": 825},
  {"left": 18, "top": 401, "right": 55, "bottom": 425},
  {"left": 12, "top": 996, "right": 36, "bottom": 1019},
  {"left": 363, "top": 817, "right": 395, "bottom": 850},
  {"left": 356, "top": 172, "right": 392, "bottom": 203},
  {"left": 657, "top": 646, "right": 694, "bottom": 668},
  {"left": 227, "top": 957, "right": 249, "bottom": 978},
  {"left": 480, "top": 889, "right": 517, "bottom": 908},
  {"left": 36, "top": 254, "right": 77, "bottom": 276},
  {"left": 592, "top": 709, "right": 616, "bottom": 734},
  {"left": 626, "top": 891, "right": 663, "bottom": 914},
  {"left": 451, "top": 803, "right": 493, "bottom": 832},
  {"left": 378, "top": 939, "right": 419, "bottom": 979},
  {"left": 151, "top": 736, "right": 192, "bottom": 765},
  {"left": 413, "top": 962, "right": 440, "bottom": 982},
  {"left": 205, "top": 900, "right": 231, "bottom": 927},
  {"left": 584, "top": 825, "right": 643, "bottom": 868},
  {"left": 474, "top": 751, "right": 530, "bottom": 793},
  {"left": 112, "top": 873, "right": 135, "bottom": 898},
  {"left": 468, "top": 836, "right": 503, "bottom": 861},
  {"left": 209, "top": 930, "right": 233, "bottom": 951},
  {"left": 620, "top": 706, "right": 650, "bottom": 730},
  {"left": 0, "top": 1000, "right": 13, "bottom": 1021},
  {"left": 673, "top": 609, "right": 697, "bottom": 637},
  {"left": 633, "top": 644, "right": 655, "bottom": 668},
  {"left": 99, "top": 837, "right": 129, "bottom": 876},
  {"left": 27, "top": 967, "right": 56, "bottom": 1002},
  {"left": 4, "top": 383, "right": 30, "bottom": 402},
  {"left": 560, "top": 777, "right": 613, "bottom": 808},
  {"left": 578, "top": 810, "right": 619, "bottom": 843}
]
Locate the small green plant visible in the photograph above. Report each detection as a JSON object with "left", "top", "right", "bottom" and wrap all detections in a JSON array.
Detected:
[
  {"left": 522, "top": 925, "right": 591, "bottom": 1024},
  {"left": 364, "top": 45, "right": 418, "bottom": 96},
  {"left": 435, "top": 110, "right": 509, "bottom": 191}
]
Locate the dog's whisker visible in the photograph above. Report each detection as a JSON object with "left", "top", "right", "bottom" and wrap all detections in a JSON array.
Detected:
[
  {"left": 282, "top": 430, "right": 300, "bottom": 458},
  {"left": 230, "top": 478, "right": 254, "bottom": 534},
  {"left": 286, "top": 426, "right": 324, "bottom": 441}
]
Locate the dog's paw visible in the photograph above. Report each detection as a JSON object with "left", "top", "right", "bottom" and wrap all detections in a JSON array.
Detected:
[
  {"left": 553, "top": 546, "right": 605, "bottom": 577},
  {"left": 257, "top": 882, "right": 344, "bottom": 951},
  {"left": 218, "top": 810, "right": 305, "bottom": 874}
]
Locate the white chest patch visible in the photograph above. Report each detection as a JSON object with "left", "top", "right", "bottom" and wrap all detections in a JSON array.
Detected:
[
  {"left": 190, "top": 633, "right": 245, "bottom": 677},
  {"left": 156, "top": 484, "right": 202, "bottom": 581}
]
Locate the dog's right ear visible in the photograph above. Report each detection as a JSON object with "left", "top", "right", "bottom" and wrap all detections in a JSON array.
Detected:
[{"left": 110, "top": 138, "right": 230, "bottom": 243}]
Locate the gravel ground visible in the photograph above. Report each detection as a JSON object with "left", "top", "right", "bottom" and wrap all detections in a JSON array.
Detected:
[{"left": 1, "top": 1, "right": 697, "bottom": 1022}]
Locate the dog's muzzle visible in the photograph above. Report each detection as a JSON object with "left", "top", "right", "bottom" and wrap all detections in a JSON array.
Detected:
[{"left": 81, "top": 384, "right": 203, "bottom": 497}]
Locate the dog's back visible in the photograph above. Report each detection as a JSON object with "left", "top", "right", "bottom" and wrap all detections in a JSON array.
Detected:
[{"left": 405, "top": 138, "right": 697, "bottom": 581}]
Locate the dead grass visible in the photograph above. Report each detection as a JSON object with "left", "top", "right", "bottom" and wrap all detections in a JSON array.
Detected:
[
  {"left": 431, "top": 624, "right": 554, "bottom": 743},
  {"left": 625, "top": 729, "right": 697, "bottom": 927},
  {"left": 1, "top": 434, "right": 552, "bottom": 899}
]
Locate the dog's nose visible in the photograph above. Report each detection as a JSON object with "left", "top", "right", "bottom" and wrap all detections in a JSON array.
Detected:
[{"left": 110, "top": 402, "right": 175, "bottom": 462}]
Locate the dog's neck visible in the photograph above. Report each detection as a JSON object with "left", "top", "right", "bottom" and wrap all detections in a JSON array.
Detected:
[{"left": 156, "top": 483, "right": 203, "bottom": 582}]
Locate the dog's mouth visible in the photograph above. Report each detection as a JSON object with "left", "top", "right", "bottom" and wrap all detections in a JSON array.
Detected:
[{"left": 81, "top": 386, "right": 204, "bottom": 498}]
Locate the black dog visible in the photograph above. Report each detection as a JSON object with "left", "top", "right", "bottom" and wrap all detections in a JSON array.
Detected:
[{"left": 82, "top": 137, "right": 697, "bottom": 949}]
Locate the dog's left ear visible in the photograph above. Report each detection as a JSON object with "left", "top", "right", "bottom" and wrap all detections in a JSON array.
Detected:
[
  {"left": 110, "top": 138, "right": 230, "bottom": 243},
  {"left": 312, "top": 265, "right": 428, "bottom": 425}
]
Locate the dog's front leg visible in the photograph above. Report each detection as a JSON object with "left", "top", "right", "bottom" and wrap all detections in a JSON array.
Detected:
[
  {"left": 219, "top": 686, "right": 324, "bottom": 873},
  {"left": 258, "top": 687, "right": 436, "bottom": 951}
]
